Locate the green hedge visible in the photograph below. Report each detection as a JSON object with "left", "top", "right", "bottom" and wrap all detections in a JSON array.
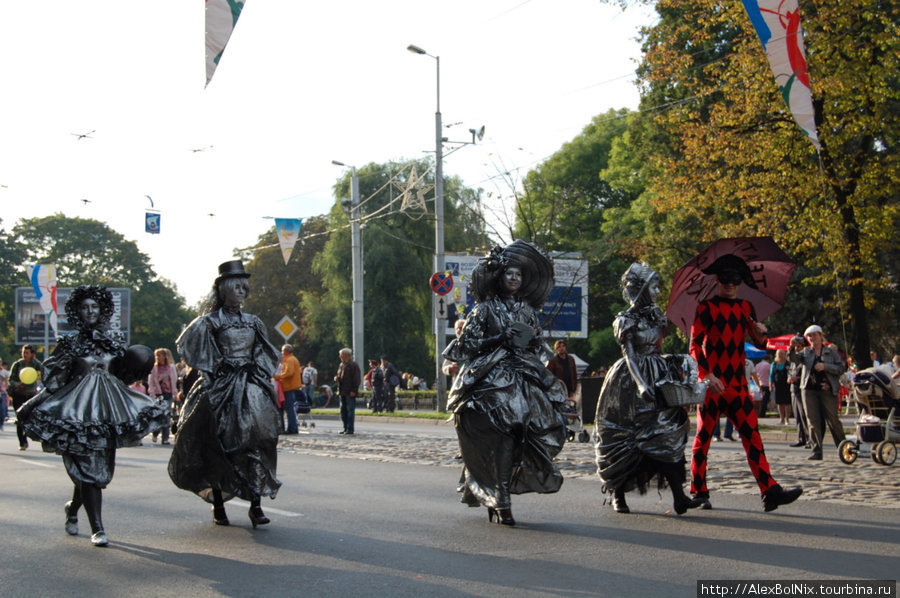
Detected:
[{"left": 355, "top": 389, "right": 442, "bottom": 410}]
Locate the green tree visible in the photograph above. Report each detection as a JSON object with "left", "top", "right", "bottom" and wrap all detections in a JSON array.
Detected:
[
  {"left": 301, "top": 159, "right": 490, "bottom": 383},
  {"left": 0, "top": 221, "right": 27, "bottom": 359},
  {"left": 10, "top": 214, "right": 192, "bottom": 355},
  {"left": 512, "top": 109, "right": 641, "bottom": 369},
  {"left": 604, "top": 0, "right": 900, "bottom": 364}
]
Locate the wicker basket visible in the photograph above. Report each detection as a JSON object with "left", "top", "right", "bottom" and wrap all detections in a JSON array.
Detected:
[{"left": 659, "top": 354, "right": 709, "bottom": 407}]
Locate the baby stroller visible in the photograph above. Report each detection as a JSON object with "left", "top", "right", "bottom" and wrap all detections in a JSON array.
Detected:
[
  {"left": 563, "top": 389, "right": 591, "bottom": 443},
  {"left": 837, "top": 365, "right": 898, "bottom": 466},
  {"left": 295, "top": 389, "right": 315, "bottom": 431}
]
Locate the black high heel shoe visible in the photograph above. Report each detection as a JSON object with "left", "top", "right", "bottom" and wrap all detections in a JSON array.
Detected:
[
  {"left": 611, "top": 491, "right": 630, "bottom": 514},
  {"left": 249, "top": 505, "right": 270, "bottom": 528},
  {"left": 672, "top": 494, "right": 704, "bottom": 515},
  {"left": 487, "top": 507, "right": 515, "bottom": 526},
  {"left": 212, "top": 504, "right": 229, "bottom": 526}
]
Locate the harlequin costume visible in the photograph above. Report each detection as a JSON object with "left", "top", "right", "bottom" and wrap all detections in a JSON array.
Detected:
[{"left": 688, "top": 254, "right": 802, "bottom": 512}]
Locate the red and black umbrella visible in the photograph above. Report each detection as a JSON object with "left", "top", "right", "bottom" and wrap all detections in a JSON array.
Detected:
[{"left": 666, "top": 237, "right": 795, "bottom": 336}]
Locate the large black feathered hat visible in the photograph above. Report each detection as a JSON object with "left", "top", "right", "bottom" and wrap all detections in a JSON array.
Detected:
[
  {"left": 469, "top": 240, "right": 554, "bottom": 308},
  {"left": 700, "top": 253, "right": 758, "bottom": 289}
]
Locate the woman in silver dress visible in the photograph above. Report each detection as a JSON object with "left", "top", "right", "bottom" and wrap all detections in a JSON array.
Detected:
[
  {"left": 443, "top": 241, "right": 568, "bottom": 526},
  {"left": 19, "top": 285, "right": 167, "bottom": 546},
  {"left": 594, "top": 263, "right": 702, "bottom": 515},
  {"left": 168, "top": 260, "right": 282, "bottom": 527}
]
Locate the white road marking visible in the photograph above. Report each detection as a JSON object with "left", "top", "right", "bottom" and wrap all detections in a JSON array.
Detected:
[
  {"left": 17, "top": 458, "right": 55, "bottom": 468},
  {"left": 229, "top": 498, "right": 304, "bottom": 517}
]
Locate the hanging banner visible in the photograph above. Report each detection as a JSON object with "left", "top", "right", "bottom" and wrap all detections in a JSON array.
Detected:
[
  {"left": 26, "top": 264, "right": 58, "bottom": 337},
  {"left": 145, "top": 211, "right": 161, "bottom": 234},
  {"left": 741, "top": 0, "right": 820, "bottom": 148},
  {"left": 274, "top": 218, "right": 303, "bottom": 265},
  {"left": 206, "top": 0, "right": 248, "bottom": 86}
]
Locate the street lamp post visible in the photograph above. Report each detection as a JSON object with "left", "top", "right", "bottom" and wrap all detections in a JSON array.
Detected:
[
  {"left": 332, "top": 160, "right": 364, "bottom": 375},
  {"left": 407, "top": 43, "right": 447, "bottom": 410}
]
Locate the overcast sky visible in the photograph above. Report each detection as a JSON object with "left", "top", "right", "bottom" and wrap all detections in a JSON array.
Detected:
[{"left": 0, "top": 0, "right": 653, "bottom": 305}]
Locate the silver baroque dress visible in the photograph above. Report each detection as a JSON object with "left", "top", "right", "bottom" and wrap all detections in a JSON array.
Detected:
[
  {"left": 444, "top": 296, "right": 568, "bottom": 509},
  {"left": 20, "top": 331, "right": 168, "bottom": 487},
  {"left": 594, "top": 306, "right": 689, "bottom": 494},
  {"left": 168, "top": 309, "right": 282, "bottom": 502}
]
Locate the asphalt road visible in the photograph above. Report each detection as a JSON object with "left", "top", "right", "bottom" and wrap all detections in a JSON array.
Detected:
[{"left": 1, "top": 421, "right": 898, "bottom": 598}]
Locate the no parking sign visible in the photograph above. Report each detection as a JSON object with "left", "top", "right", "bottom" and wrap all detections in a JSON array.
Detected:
[{"left": 429, "top": 272, "right": 453, "bottom": 295}]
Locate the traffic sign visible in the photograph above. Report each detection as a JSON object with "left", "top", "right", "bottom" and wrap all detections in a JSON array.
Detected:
[
  {"left": 275, "top": 315, "right": 298, "bottom": 341},
  {"left": 429, "top": 272, "right": 454, "bottom": 295},
  {"left": 434, "top": 294, "right": 448, "bottom": 321}
]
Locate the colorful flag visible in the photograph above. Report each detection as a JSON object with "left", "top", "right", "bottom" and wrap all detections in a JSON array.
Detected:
[
  {"left": 741, "top": 0, "right": 819, "bottom": 148},
  {"left": 275, "top": 218, "right": 303, "bottom": 265},
  {"left": 145, "top": 212, "right": 161, "bottom": 234},
  {"left": 27, "top": 264, "right": 58, "bottom": 337},
  {"left": 206, "top": 0, "right": 248, "bottom": 86}
]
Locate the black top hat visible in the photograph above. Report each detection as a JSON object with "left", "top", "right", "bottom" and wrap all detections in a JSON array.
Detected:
[
  {"left": 700, "top": 254, "right": 758, "bottom": 289},
  {"left": 215, "top": 260, "right": 251, "bottom": 284}
]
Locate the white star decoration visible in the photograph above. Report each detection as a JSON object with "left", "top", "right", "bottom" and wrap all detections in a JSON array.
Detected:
[{"left": 393, "top": 166, "right": 433, "bottom": 220}]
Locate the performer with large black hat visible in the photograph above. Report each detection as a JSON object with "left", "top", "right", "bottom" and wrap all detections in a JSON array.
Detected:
[
  {"left": 17, "top": 285, "right": 168, "bottom": 546},
  {"left": 443, "top": 240, "right": 568, "bottom": 526},
  {"left": 168, "top": 260, "right": 282, "bottom": 527},
  {"left": 689, "top": 254, "right": 802, "bottom": 512}
]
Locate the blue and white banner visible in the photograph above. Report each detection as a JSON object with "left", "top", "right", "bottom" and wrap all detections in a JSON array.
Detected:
[
  {"left": 275, "top": 218, "right": 303, "bottom": 264},
  {"left": 145, "top": 211, "right": 161, "bottom": 234}
]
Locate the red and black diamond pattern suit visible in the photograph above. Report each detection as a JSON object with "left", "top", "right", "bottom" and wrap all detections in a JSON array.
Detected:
[{"left": 689, "top": 296, "right": 778, "bottom": 496}]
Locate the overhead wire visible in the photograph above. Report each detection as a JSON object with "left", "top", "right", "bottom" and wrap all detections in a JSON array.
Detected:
[{"left": 247, "top": 3, "right": 874, "bottom": 250}]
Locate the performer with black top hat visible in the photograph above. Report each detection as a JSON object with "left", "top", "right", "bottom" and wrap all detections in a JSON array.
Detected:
[
  {"left": 168, "top": 260, "right": 282, "bottom": 528},
  {"left": 689, "top": 254, "right": 802, "bottom": 512}
]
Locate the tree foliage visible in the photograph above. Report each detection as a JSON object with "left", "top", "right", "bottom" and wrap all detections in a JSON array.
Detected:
[
  {"left": 299, "top": 159, "right": 490, "bottom": 384},
  {"left": 0, "top": 221, "right": 28, "bottom": 361},
  {"left": 512, "top": 109, "right": 641, "bottom": 368},
  {"left": 8, "top": 214, "right": 192, "bottom": 357},
  {"left": 602, "top": 0, "right": 900, "bottom": 365}
]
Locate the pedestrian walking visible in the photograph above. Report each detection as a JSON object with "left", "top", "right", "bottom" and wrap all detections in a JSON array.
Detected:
[
  {"left": 148, "top": 348, "right": 178, "bottom": 444},
  {"left": 335, "top": 348, "right": 361, "bottom": 434}
]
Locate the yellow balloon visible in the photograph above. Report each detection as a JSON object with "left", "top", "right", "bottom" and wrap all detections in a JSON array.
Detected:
[{"left": 19, "top": 366, "right": 38, "bottom": 385}]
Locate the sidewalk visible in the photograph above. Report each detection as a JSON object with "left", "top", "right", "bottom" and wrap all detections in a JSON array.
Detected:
[{"left": 317, "top": 410, "right": 860, "bottom": 442}]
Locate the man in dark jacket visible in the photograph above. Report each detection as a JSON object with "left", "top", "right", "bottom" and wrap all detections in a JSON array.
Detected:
[
  {"left": 335, "top": 348, "right": 361, "bottom": 435},
  {"left": 546, "top": 340, "right": 578, "bottom": 401},
  {"left": 379, "top": 355, "right": 400, "bottom": 413}
]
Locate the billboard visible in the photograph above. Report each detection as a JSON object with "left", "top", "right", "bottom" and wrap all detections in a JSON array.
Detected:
[
  {"left": 15, "top": 287, "right": 131, "bottom": 345},
  {"left": 442, "top": 252, "right": 588, "bottom": 338}
]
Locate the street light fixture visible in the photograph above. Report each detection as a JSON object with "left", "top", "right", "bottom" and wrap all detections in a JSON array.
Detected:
[
  {"left": 332, "top": 160, "right": 364, "bottom": 375},
  {"left": 407, "top": 42, "right": 447, "bottom": 409}
]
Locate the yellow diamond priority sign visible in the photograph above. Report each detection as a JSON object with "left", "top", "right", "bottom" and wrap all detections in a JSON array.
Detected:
[{"left": 276, "top": 315, "right": 298, "bottom": 341}]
